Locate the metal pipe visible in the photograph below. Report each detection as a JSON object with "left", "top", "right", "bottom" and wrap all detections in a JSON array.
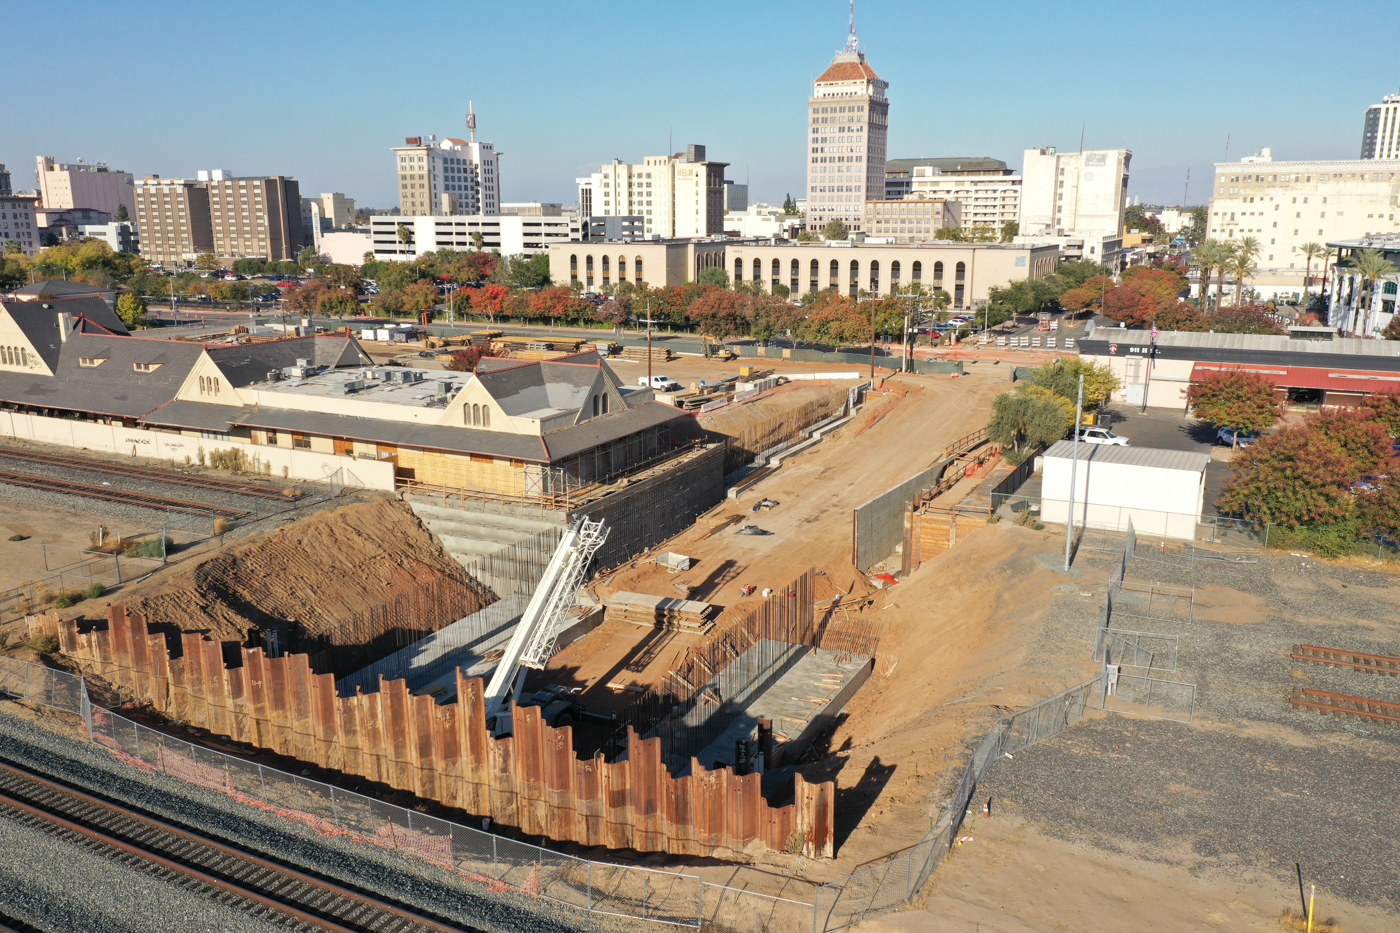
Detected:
[{"left": 1064, "top": 374, "right": 1083, "bottom": 572}]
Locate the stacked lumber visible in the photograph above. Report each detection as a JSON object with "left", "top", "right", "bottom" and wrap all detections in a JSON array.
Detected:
[
  {"left": 620, "top": 345, "right": 673, "bottom": 363},
  {"left": 607, "top": 591, "right": 717, "bottom": 634}
]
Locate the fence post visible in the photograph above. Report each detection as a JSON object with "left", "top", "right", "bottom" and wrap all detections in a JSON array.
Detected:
[
  {"left": 586, "top": 861, "right": 592, "bottom": 911},
  {"left": 80, "top": 679, "right": 93, "bottom": 740}
]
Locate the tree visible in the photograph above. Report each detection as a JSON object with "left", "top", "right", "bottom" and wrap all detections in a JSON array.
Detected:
[
  {"left": 195, "top": 252, "right": 220, "bottom": 272},
  {"left": 1185, "top": 369, "right": 1283, "bottom": 439},
  {"left": 1023, "top": 358, "right": 1121, "bottom": 409},
  {"left": 1206, "top": 303, "right": 1286, "bottom": 335},
  {"left": 686, "top": 286, "right": 749, "bottom": 338},
  {"left": 1213, "top": 241, "right": 1236, "bottom": 311},
  {"left": 297, "top": 244, "right": 322, "bottom": 269},
  {"left": 444, "top": 345, "right": 499, "bottom": 373},
  {"left": 697, "top": 266, "right": 728, "bottom": 287},
  {"left": 1155, "top": 300, "right": 1208, "bottom": 331},
  {"left": 987, "top": 390, "right": 1071, "bottom": 457},
  {"left": 796, "top": 229, "right": 819, "bottom": 242},
  {"left": 1049, "top": 260, "right": 1110, "bottom": 292},
  {"left": 285, "top": 278, "right": 328, "bottom": 313},
  {"left": 508, "top": 253, "right": 551, "bottom": 289},
  {"left": 1299, "top": 242, "right": 1326, "bottom": 306},
  {"left": 1229, "top": 237, "right": 1261, "bottom": 306},
  {"left": 1308, "top": 407, "right": 1393, "bottom": 480},
  {"left": 822, "top": 219, "right": 849, "bottom": 241},
  {"left": 1217, "top": 426, "right": 1355, "bottom": 527},
  {"left": 400, "top": 279, "right": 439, "bottom": 316},
  {"left": 470, "top": 232, "right": 484, "bottom": 251},
  {"left": 985, "top": 278, "right": 1058, "bottom": 327},
  {"left": 468, "top": 283, "right": 510, "bottom": 322},
  {"left": 782, "top": 194, "right": 799, "bottom": 215},
  {"left": 999, "top": 220, "right": 1019, "bottom": 243},
  {"left": 1059, "top": 275, "right": 1115, "bottom": 314},
  {"left": 1362, "top": 387, "right": 1400, "bottom": 436},
  {"left": 1187, "top": 206, "right": 1207, "bottom": 243},
  {"left": 115, "top": 291, "right": 146, "bottom": 329},
  {"left": 1349, "top": 248, "right": 1398, "bottom": 335},
  {"left": 933, "top": 226, "right": 965, "bottom": 241},
  {"left": 114, "top": 203, "right": 130, "bottom": 223}
]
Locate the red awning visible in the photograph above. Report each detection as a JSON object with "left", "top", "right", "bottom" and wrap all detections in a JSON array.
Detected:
[{"left": 1190, "top": 362, "right": 1400, "bottom": 393}]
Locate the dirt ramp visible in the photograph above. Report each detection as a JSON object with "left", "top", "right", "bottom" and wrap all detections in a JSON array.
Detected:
[{"left": 113, "top": 497, "right": 485, "bottom": 675}]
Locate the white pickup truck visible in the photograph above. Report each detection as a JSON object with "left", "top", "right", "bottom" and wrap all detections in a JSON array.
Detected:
[{"left": 638, "top": 374, "right": 682, "bottom": 392}]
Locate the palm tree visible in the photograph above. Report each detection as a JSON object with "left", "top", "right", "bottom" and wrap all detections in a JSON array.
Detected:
[
  {"left": 1299, "top": 242, "right": 1326, "bottom": 308},
  {"left": 1215, "top": 241, "right": 1237, "bottom": 311},
  {"left": 1193, "top": 239, "right": 1223, "bottom": 312},
  {"left": 1351, "top": 248, "right": 1399, "bottom": 335},
  {"left": 1229, "top": 247, "right": 1259, "bottom": 307}
]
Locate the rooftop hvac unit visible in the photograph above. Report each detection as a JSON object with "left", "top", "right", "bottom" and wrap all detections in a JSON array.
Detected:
[
  {"left": 295, "top": 357, "right": 311, "bottom": 367},
  {"left": 266, "top": 371, "right": 282, "bottom": 383},
  {"left": 282, "top": 365, "right": 314, "bottom": 379},
  {"left": 342, "top": 379, "right": 366, "bottom": 394},
  {"left": 390, "top": 369, "right": 422, "bottom": 384},
  {"left": 436, "top": 380, "right": 455, "bottom": 395}
]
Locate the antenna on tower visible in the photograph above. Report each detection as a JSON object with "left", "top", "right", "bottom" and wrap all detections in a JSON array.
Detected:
[
  {"left": 845, "top": 0, "right": 859, "bottom": 52},
  {"left": 467, "top": 101, "right": 477, "bottom": 144}
]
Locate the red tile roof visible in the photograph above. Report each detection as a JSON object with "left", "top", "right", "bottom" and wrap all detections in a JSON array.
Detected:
[{"left": 816, "top": 58, "right": 881, "bottom": 83}]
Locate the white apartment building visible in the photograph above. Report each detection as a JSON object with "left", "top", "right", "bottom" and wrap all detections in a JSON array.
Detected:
[
  {"left": 804, "top": 25, "right": 889, "bottom": 235},
  {"left": 1361, "top": 93, "right": 1400, "bottom": 160},
  {"left": 576, "top": 144, "right": 728, "bottom": 239},
  {"left": 1141, "top": 206, "right": 1194, "bottom": 234},
  {"left": 909, "top": 167, "right": 1020, "bottom": 233},
  {"left": 1019, "top": 146, "right": 1131, "bottom": 239},
  {"left": 1206, "top": 149, "right": 1400, "bottom": 290},
  {"left": 369, "top": 214, "right": 576, "bottom": 260},
  {"left": 393, "top": 107, "right": 500, "bottom": 217},
  {"left": 36, "top": 156, "right": 136, "bottom": 218},
  {"left": 0, "top": 196, "right": 40, "bottom": 255}
]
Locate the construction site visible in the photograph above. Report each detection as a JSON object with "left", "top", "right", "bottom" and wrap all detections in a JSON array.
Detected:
[{"left": 3, "top": 330, "right": 1399, "bottom": 933}]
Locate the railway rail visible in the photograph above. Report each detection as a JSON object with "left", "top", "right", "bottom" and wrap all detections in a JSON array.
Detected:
[
  {"left": 0, "top": 758, "right": 475, "bottom": 933},
  {"left": 1288, "top": 687, "right": 1400, "bottom": 725},
  {"left": 0, "top": 446, "right": 296, "bottom": 501},
  {"left": 0, "top": 469, "right": 249, "bottom": 519},
  {"left": 1291, "top": 644, "right": 1400, "bottom": 677}
]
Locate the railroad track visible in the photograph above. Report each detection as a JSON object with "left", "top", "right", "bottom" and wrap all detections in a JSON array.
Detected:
[
  {"left": 0, "top": 446, "right": 297, "bottom": 501},
  {"left": 1289, "top": 687, "right": 1400, "bottom": 726},
  {"left": 1291, "top": 644, "right": 1400, "bottom": 677},
  {"left": 0, "top": 469, "right": 249, "bottom": 519},
  {"left": 0, "top": 759, "right": 475, "bottom": 933}
]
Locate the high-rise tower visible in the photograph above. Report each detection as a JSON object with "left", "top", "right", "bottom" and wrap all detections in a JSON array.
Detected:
[
  {"left": 1360, "top": 92, "right": 1400, "bottom": 160},
  {"left": 804, "top": 3, "right": 889, "bottom": 235}
]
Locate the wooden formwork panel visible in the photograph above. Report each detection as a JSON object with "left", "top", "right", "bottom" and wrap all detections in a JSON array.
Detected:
[{"left": 30, "top": 606, "right": 833, "bottom": 859}]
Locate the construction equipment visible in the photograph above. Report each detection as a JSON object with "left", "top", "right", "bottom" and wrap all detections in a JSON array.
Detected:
[
  {"left": 483, "top": 517, "right": 609, "bottom": 733},
  {"left": 702, "top": 335, "right": 736, "bottom": 361}
]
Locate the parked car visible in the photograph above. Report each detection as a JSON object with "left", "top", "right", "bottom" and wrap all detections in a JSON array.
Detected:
[
  {"left": 638, "top": 374, "right": 682, "bottom": 392},
  {"left": 1216, "top": 426, "right": 1257, "bottom": 448},
  {"left": 1350, "top": 474, "right": 1386, "bottom": 493},
  {"left": 1073, "top": 426, "right": 1130, "bottom": 446}
]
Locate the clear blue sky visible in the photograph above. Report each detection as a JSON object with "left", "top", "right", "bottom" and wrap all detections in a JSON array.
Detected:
[{"left": 4, "top": 0, "right": 1395, "bottom": 211}]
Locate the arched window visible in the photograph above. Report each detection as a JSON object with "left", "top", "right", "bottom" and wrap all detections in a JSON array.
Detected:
[
  {"left": 592, "top": 395, "right": 599, "bottom": 417},
  {"left": 890, "top": 260, "right": 901, "bottom": 283},
  {"left": 849, "top": 259, "right": 860, "bottom": 297},
  {"left": 569, "top": 254, "right": 578, "bottom": 276},
  {"left": 810, "top": 258, "right": 820, "bottom": 292},
  {"left": 912, "top": 260, "right": 922, "bottom": 282},
  {"left": 472, "top": 404, "right": 481, "bottom": 426},
  {"left": 601, "top": 255, "right": 610, "bottom": 272},
  {"left": 1385, "top": 281, "right": 1398, "bottom": 295},
  {"left": 933, "top": 261, "right": 944, "bottom": 283},
  {"left": 829, "top": 259, "right": 839, "bottom": 287},
  {"left": 869, "top": 260, "right": 880, "bottom": 294},
  {"left": 955, "top": 261, "right": 966, "bottom": 282},
  {"left": 735, "top": 258, "right": 743, "bottom": 281},
  {"left": 791, "top": 258, "right": 800, "bottom": 293},
  {"left": 482, "top": 406, "right": 489, "bottom": 428},
  {"left": 635, "top": 256, "right": 644, "bottom": 283},
  {"left": 586, "top": 255, "right": 594, "bottom": 272},
  {"left": 753, "top": 258, "right": 763, "bottom": 281},
  {"left": 601, "top": 393, "right": 609, "bottom": 414},
  {"left": 618, "top": 256, "right": 627, "bottom": 277}
]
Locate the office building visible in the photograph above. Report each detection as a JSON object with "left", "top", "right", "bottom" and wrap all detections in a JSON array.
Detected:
[
  {"left": 727, "top": 241, "right": 1058, "bottom": 306},
  {"left": 0, "top": 195, "right": 40, "bottom": 255},
  {"left": 199, "top": 170, "right": 304, "bottom": 261},
  {"left": 1327, "top": 234, "right": 1400, "bottom": 335},
  {"left": 501, "top": 202, "right": 564, "bottom": 216},
  {"left": 577, "top": 145, "right": 728, "bottom": 239},
  {"left": 908, "top": 166, "right": 1020, "bottom": 233},
  {"left": 584, "top": 216, "right": 645, "bottom": 241},
  {"left": 394, "top": 105, "right": 500, "bottom": 217},
  {"left": 804, "top": 15, "right": 889, "bottom": 235},
  {"left": 863, "top": 198, "right": 960, "bottom": 242},
  {"left": 77, "top": 222, "right": 140, "bottom": 254},
  {"left": 723, "top": 204, "right": 800, "bottom": 239},
  {"left": 1019, "top": 146, "right": 1131, "bottom": 239},
  {"left": 884, "top": 157, "right": 1008, "bottom": 200},
  {"left": 0, "top": 164, "right": 10, "bottom": 197},
  {"left": 1205, "top": 149, "right": 1400, "bottom": 295},
  {"left": 133, "top": 177, "right": 213, "bottom": 267},
  {"left": 1360, "top": 93, "right": 1400, "bottom": 160},
  {"left": 36, "top": 156, "right": 136, "bottom": 218},
  {"left": 37, "top": 207, "right": 111, "bottom": 244},
  {"left": 549, "top": 239, "right": 728, "bottom": 290},
  {"left": 723, "top": 181, "right": 748, "bottom": 212},
  {"left": 370, "top": 213, "right": 577, "bottom": 260}
]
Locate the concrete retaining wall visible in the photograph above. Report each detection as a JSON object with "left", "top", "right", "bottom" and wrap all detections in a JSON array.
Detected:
[{"left": 852, "top": 458, "right": 952, "bottom": 572}]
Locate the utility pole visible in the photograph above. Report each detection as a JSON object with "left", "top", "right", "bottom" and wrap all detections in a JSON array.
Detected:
[
  {"left": 1064, "top": 373, "right": 1084, "bottom": 572},
  {"left": 645, "top": 299, "right": 653, "bottom": 387},
  {"left": 868, "top": 296, "right": 876, "bottom": 380}
]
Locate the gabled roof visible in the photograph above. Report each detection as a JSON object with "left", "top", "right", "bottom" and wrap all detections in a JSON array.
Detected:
[
  {"left": 0, "top": 330, "right": 204, "bottom": 418},
  {"left": 816, "top": 53, "right": 881, "bottom": 83},
  {"left": 206, "top": 335, "right": 371, "bottom": 386},
  {"left": 9, "top": 280, "right": 112, "bottom": 298},
  {"left": 474, "top": 351, "right": 612, "bottom": 421},
  {"left": 1043, "top": 440, "right": 1209, "bottom": 473}
]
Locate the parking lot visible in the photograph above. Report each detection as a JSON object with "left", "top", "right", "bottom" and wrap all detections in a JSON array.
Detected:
[{"left": 1096, "top": 404, "right": 1234, "bottom": 515}]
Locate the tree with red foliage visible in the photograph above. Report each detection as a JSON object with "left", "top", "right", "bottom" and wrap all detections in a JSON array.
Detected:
[
  {"left": 1204, "top": 303, "right": 1286, "bottom": 336},
  {"left": 400, "top": 279, "right": 439, "bottom": 315},
  {"left": 1186, "top": 369, "right": 1284, "bottom": 438},
  {"left": 686, "top": 285, "right": 748, "bottom": 338},
  {"left": 1217, "top": 425, "right": 1356, "bottom": 526},
  {"left": 1096, "top": 266, "right": 1187, "bottom": 326},
  {"left": 1098, "top": 284, "right": 1147, "bottom": 325},
  {"left": 444, "top": 345, "right": 500, "bottom": 373},
  {"left": 529, "top": 286, "right": 589, "bottom": 322},
  {"left": 284, "top": 278, "right": 328, "bottom": 313},
  {"left": 1154, "top": 301, "right": 1208, "bottom": 331},
  {"left": 441, "top": 251, "right": 495, "bottom": 285},
  {"left": 1059, "top": 275, "right": 1115, "bottom": 312},
  {"left": 1308, "top": 407, "right": 1393, "bottom": 479},
  {"left": 468, "top": 283, "right": 509, "bottom": 322},
  {"left": 1362, "top": 387, "right": 1400, "bottom": 437}
]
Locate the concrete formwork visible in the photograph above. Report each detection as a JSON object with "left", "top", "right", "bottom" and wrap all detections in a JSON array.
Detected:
[
  {"left": 852, "top": 458, "right": 951, "bottom": 572},
  {"left": 31, "top": 605, "right": 835, "bottom": 859}
]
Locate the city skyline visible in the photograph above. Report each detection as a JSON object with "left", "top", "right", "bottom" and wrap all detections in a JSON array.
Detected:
[{"left": 2, "top": 0, "right": 1396, "bottom": 213}]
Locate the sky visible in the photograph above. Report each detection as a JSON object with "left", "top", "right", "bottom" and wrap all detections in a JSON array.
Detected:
[{"left": 4, "top": 0, "right": 1396, "bottom": 212}]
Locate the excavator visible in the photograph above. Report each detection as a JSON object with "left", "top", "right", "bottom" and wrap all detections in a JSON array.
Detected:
[{"left": 702, "top": 335, "right": 736, "bottom": 361}]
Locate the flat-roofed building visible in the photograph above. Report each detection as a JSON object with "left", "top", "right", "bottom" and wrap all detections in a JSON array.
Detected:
[
  {"left": 577, "top": 145, "right": 728, "bottom": 239},
  {"left": 1, "top": 195, "right": 41, "bottom": 255},
  {"left": 1361, "top": 93, "right": 1400, "bottom": 160},
  {"left": 200, "top": 170, "right": 304, "bottom": 262},
  {"left": 371, "top": 213, "right": 577, "bottom": 260},
  {"left": 36, "top": 156, "right": 136, "bottom": 217},
  {"left": 548, "top": 239, "right": 728, "bottom": 290},
  {"left": 133, "top": 177, "right": 213, "bottom": 267},
  {"left": 1326, "top": 234, "right": 1400, "bottom": 335},
  {"left": 394, "top": 107, "right": 500, "bottom": 217},
  {"left": 726, "top": 241, "right": 1059, "bottom": 307},
  {"left": 884, "top": 157, "right": 1007, "bottom": 200},
  {"left": 1206, "top": 148, "right": 1400, "bottom": 296},
  {"left": 863, "top": 197, "right": 960, "bottom": 242},
  {"left": 909, "top": 166, "right": 1020, "bottom": 234},
  {"left": 1019, "top": 146, "right": 1131, "bottom": 240}
]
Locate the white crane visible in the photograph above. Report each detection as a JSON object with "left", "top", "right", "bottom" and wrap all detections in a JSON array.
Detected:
[{"left": 483, "top": 517, "right": 608, "bottom": 732}]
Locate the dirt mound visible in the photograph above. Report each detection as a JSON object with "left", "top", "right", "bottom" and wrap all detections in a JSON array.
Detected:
[{"left": 109, "top": 498, "right": 484, "bottom": 675}]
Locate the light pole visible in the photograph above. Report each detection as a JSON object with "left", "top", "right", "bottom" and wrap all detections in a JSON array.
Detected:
[
  {"left": 1064, "top": 373, "right": 1084, "bottom": 572},
  {"left": 868, "top": 296, "right": 876, "bottom": 380}
]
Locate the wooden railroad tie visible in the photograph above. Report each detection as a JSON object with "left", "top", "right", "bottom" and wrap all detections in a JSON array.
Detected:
[
  {"left": 1291, "top": 644, "right": 1400, "bottom": 677},
  {"left": 1289, "top": 687, "right": 1400, "bottom": 726}
]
